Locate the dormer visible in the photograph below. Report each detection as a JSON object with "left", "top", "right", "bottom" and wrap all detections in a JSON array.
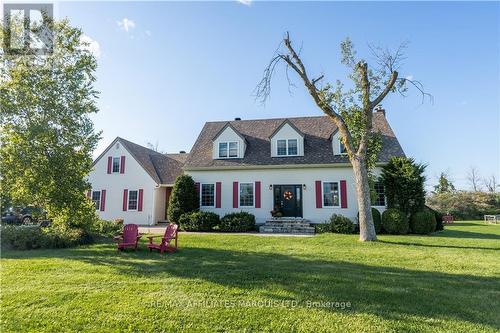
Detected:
[
  {"left": 270, "top": 120, "right": 305, "bottom": 157},
  {"left": 212, "top": 123, "right": 246, "bottom": 159},
  {"left": 330, "top": 129, "right": 348, "bottom": 156}
]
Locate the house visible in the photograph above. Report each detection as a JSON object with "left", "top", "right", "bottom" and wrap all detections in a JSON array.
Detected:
[
  {"left": 184, "top": 107, "right": 404, "bottom": 224},
  {"left": 88, "top": 137, "right": 187, "bottom": 225},
  {"left": 88, "top": 107, "right": 404, "bottom": 226}
]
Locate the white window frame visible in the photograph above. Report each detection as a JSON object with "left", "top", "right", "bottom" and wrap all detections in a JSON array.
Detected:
[
  {"left": 200, "top": 183, "right": 216, "bottom": 207},
  {"left": 92, "top": 191, "right": 101, "bottom": 210},
  {"left": 112, "top": 157, "right": 121, "bottom": 173},
  {"left": 276, "top": 139, "right": 299, "bottom": 157},
  {"left": 339, "top": 140, "right": 347, "bottom": 155},
  {"left": 322, "top": 181, "right": 340, "bottom": 208},
  {"left": 239, "top": 182, "right": 255, "bottom": 208},
  {"left": 218, "top": 141, "right": 239, "bottom": 159},
  {"left": 128, "top": 189, "right": 139, "bottom": 211},
  {"left": 373, "top": 181, "right": 386, "bottom": 207}
]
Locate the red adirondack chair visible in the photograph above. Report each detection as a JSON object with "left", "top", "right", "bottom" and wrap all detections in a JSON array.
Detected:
[
  {"left": 114, "top": 224, "right": 141, "bottom": 251},
  {"left": 147, "top": 223, "right": 178, "bottom": 254}
]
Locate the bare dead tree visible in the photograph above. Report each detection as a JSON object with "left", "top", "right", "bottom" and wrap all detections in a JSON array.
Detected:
[
  {"left": 467, "top": 166, "right": 481, "bottom": 192},
  {"left": 483, "top": 174, "right": 497, "bottom": 193},
  {"left": 255, "top": 32, "right": 430, "bottom": 242}
]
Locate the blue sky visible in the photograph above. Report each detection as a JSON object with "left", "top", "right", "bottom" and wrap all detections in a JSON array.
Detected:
[{"left": 59, "top": 1, "right": 499, "bottom": 191}]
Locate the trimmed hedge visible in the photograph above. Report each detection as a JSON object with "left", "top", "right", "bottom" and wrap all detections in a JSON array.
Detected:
[
  {"left": 217, "top": 212, "right": 256, "bottom": 232},
  {"left": 425, "top": 206, "right": 444, "bottom": 231},
  {"left": 410, "top": 211, "right": 437, "bottom": 234},
  {"left": 178, "top": 211, "right": 220, "bottom": 231},
  {"left": 1, "top": 225, "right": 86, "bottom": 250},
  {"left": 382, "top": 209, "right": 409, "bottom": 234},
  {"left": 356, "top": 208, "right": 382, "bottom": 233}
]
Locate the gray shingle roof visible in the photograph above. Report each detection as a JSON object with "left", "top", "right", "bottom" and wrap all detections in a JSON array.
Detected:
[
  {"left": 118, "top": 138, "right": 187, "bottom": 184},
  {"left": 184, "top": 113, "right": 405, "bottom": 169}
]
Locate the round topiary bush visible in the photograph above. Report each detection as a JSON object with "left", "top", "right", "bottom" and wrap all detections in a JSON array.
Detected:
[
  {"left": 381, "top": 208, "right": 409, "bottom": 234},
  {"left": 218, "top": 212, "right": 256, "bottom": 232},
  {"left": 410, "top": 210, "right": 437, "bottom": 234},
  {"left": 178, "top": 211, "right": 219, "bottom": 231},
  {"left": 167, "top": 175, "right": 199, "bottom": 223},
  {"left": 356, "top": 208, "right": 382, "bottom": 233},
  {"left": 328, "top": 214, "right": 355, "bottom": 234}
]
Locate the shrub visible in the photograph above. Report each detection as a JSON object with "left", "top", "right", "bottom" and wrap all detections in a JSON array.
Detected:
[
  {"left": 1, "top": 225, "right": 87, "bottom": 250},
  {"left": 89, "top": 219, "right": 122, "bottom": 238},
  {"left": 382, "top": 209, "right": 409, "bottom": 234},
  {"left": 315, "top": 223, "right": 332, "bottom": 234},
  {"left": 381, "top": 157, "right": 426, "bottom": 217},
  {"left": 178, "top": 211, "right": 219, "bottom": 231},
  {"left": 328, "top": 214, "right": 355, "bottom": 234},
  {"left": 167, "top": 175, "right": 199, "bottom": 223},
  {"left": 410, "top": 210, "right": 436, "bottom": 234},
  {"left": 217, "top": 212, "right": 256, "bottom": 232},
  {"left": 425, "top": 205, "right": 444, "bottom": 231}
]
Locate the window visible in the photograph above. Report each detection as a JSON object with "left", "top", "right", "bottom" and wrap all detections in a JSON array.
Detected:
[
  {"left": 92, "top": 191, "right": 101, "bottom": 210},
  {"left": 218, "top": 142, "right": 228, "bottom": 158},
  {"left": 201, "top": 184, "right": 215, "bottom": 207},
  {"left": 218, "top": 142, "right": 238, "bottom": 158},
  {"left": 239, "top": 183, "right": 254, "bottom": 207},
  {"left": 112, "top": 157, "right": 120, "bottom": 173},
  {"left": 277, "top": 140, "right": 287, "bottom": 156},
  {"left": 374, "top": 182, "right": 386, "bottom": 206},
  {"left": 339, "top": 140, "right": 347, "bottom": 155},
  {"left": 323, "top": 182, "right": 339, "bottom": 207},
  {"left": 128, "top": 190, "right": 138, "bottom": 210},
  {"left": 277, "top": 139, "right": 298, "bottom": 156},
  {"left": 229, "top": 142, "right": 238, "bottom": 157},
  {"left": 288, "top": 139, "right": 298, "bottom": 155}
]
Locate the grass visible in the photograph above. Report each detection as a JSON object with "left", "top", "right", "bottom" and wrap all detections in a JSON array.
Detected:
[{"left": 1, "top": 221, "right": 499, "bottom": 332}]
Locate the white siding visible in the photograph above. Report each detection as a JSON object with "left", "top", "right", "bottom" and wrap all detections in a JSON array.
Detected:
[
  {"left": 270, "top": 123, "right": 304, "bottom": 157},
  {"left": 88, "top": 141, "right": 157, "bottom": 225},
  {"left": 186, "top": 166, "right": 384, "bottom": 224}
]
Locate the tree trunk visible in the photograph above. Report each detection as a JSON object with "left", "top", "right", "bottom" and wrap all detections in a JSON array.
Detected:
[{"left": 352, "top": 156, "right": 377, "bottom": 241}]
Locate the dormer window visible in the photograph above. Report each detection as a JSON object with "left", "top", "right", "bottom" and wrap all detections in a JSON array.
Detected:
[
  {"left": 277, "top": 139, "right": 298, "bottom": 156},
  {"left": 219, "top": 141, "right": 238, "bottom": 158},
  {"left": 339, "top": 140, "right": 347, "bottom": 155}
]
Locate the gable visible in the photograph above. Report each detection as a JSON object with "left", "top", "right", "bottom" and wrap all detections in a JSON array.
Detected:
[
  {"left": 212, "top": 124, "right": 247, "bottom": 159},
  {"left": 270, "top": 122, "right": 305, "bottom": 157}
]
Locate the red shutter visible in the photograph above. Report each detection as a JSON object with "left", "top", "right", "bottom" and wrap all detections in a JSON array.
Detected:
[
  {"left": 100, "top": 190, "right": 106, "bottom": 211},
  {"left": 340, "top": 180, "right": 348, "bottom": 208},
  {"left": 120, "top": 156, "right": 125, "bottom": 174},
  {"left": 195, "top": 182, "right": 200, "bottom": 196},
  {"left": 107, "top": 156, "right": 112, "bottom": 174},
  {"left": 138, "top": 189, "right": 143, "bottom": 211},
  {"left": 315, "top": 181, "right": 322, "bottom": 208},
  {"left": 255, "top": 181, "right": 261, "bottom": 208},
  {"left": 87, "top": 190, "right": 91, "bottom": 198},
  {"left": 233, "top": 182, "right": 239, "bottom": 208},
  {"left": 215, "top": 182, "right": 222, "bottom": 208},
  {"left": 123, "top": 189, "right": 128, "bottom": 211}
]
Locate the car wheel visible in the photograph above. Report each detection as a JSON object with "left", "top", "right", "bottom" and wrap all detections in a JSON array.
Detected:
[{"left": 22, "top": 216, "right": 32, "bottom": 225}]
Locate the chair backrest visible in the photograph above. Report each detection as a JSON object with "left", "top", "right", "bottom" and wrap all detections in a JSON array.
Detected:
[
  {"left": 123, "top": 224, "right": 139, "bottom": 243},
  {"left": 163, "top": 223, "right": 178, "bottom": 243}
]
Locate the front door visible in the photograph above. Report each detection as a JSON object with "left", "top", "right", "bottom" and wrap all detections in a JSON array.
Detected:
[{"left": 273, "top": 185, "right": 303, "bottom": 217}]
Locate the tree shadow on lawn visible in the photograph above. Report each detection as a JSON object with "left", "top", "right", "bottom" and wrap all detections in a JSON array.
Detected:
[
  {"left": 378, "top": 239, "right": 499, "bottom": 251},
  {"left": 4, "top": 245, "right": 499, "bottom": 330},
  {"left": 432, "top": 229, "right": 500, "bottom": 241}
]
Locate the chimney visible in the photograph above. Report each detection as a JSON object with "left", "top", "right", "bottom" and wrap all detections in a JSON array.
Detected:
[
  {"left": 234, "top": 117, "right": 241, "bottom": 121},
  {"left": 179, "top": 150, "right": 186, "bottom": 154},
  {"left": 374, "top": 104, "right": 385, "bottom": 116}
]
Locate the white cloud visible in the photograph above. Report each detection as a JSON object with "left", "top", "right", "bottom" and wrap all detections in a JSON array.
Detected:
[
  {"left": 237, "top": 0, "right": 252, "bottom": 6},
  {"left": 405, "top": 75, "right": 413, "bottom": 81},
  {"left": 117, "top": 18, "right": 136, "bottom": 32},
  {"left": 79, "top": 34, "right": 101, "bottom": 58}
]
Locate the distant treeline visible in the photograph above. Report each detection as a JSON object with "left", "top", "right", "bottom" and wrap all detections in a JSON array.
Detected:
[{"left": 426, "top": 192, "right": 500, "bottom": 220}]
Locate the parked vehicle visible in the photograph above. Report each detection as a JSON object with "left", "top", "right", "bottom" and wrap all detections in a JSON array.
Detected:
[{"left": 1, "top": 206, "right": 48, "bottom": 225}]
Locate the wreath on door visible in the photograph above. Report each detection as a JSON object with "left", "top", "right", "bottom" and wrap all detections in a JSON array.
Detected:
[{"left": 283, "top": 191, "right": 294, "bottom": 200}]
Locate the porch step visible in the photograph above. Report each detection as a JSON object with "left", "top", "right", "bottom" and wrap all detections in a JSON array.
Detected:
[{"left": 259, "top": 218, "right": 315, "bottom": 235}]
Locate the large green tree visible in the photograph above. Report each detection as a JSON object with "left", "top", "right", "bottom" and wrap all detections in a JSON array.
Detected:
[
  {"left": 0, "top": 18, "right": 100, "bottom": 228},
  {"left": 434, "top": 172, "right": 456, "bottom": 194},
  {"left": 256, "top": 33, "right": 429, "bottom": 241}
]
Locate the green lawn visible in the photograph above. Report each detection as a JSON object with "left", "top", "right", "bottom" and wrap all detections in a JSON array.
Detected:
[{"left": 1, "top": 222, "right": 499, "bottom": 332}]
